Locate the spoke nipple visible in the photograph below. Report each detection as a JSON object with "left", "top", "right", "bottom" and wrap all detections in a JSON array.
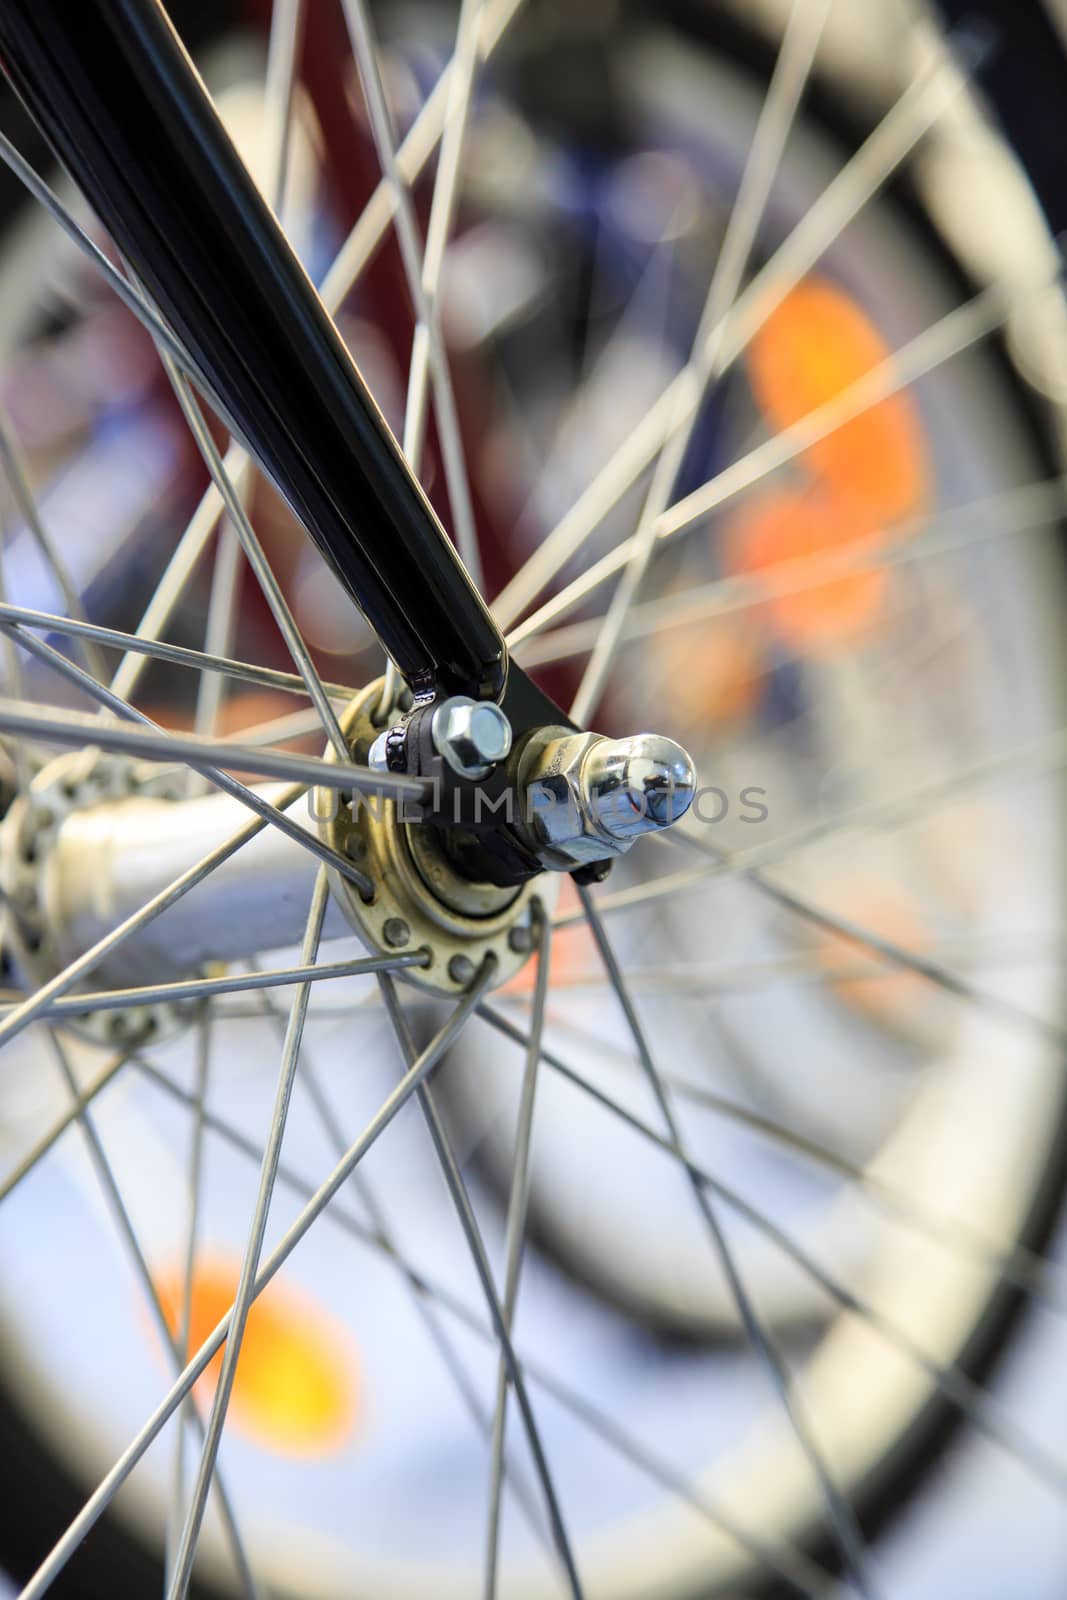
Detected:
[
  {"left": 448, "top": 953, "right": 476, "bottom": 986},
  {"left": 382, "top": 917, "right": 411, "bottom": 948}
]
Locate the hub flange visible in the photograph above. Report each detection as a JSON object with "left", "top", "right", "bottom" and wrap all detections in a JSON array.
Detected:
[{"left": 315, "top": 683, "right": 558, "bottom": 998}]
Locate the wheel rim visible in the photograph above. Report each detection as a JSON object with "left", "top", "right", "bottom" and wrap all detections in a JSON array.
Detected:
[{"left": 0, "top": 4, "right": 1065, "bottom": 1598}]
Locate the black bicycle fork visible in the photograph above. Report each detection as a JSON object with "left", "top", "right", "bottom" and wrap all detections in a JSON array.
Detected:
[{"left": 0, "top": 0, "right": 515, "bottom": 708}]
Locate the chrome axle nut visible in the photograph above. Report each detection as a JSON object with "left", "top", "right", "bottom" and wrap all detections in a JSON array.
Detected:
[
  {"left": 583, "top": 734, "right": 696, "bottom": 840},
  {"left": 432, "top": 695, "right": 512, "bottom": 779},
  {"left": 516, "top": 728, "right": 696, "bottom": 871}
]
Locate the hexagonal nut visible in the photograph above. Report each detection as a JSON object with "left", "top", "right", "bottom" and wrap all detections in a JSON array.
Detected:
[
  {"left": 518, "top": 731, "right": 625, "bottom": 869},
  {"left": 433, "top": 697, "right": 513, "bottom": 779}
]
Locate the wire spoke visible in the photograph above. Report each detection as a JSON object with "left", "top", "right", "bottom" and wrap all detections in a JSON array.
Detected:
[
  {"left": 260, "top": 0, "right": 305, "bottom": 221},
  {"left": 154, "top": 350, "right": 350, "bottom": 762},
  {"left": 129, "top": 1044, "right": 831, "bottom": 1596},
  {"left": 110, "top": 446, "right": 255, "bottom": 706},
  {"left": 166, "top": 1011, "right": 212, "bottom": 1593},
  {"left": 377, "top": 969, "right": 584, "bottom": 1597},
  {"left": 45, "top": 1028, "right": 263, "bottom": 1598},
  {"left": 191, "top": 515, "right": 243, "bottom": 774},
  {"left": 0, "top": 404, "right": 107, "bottom": 682},
  {"left": 339, "top": 0, "right": 484, "bottom": 590},
  {"left": 17, "top": 978, "right": 490, "bottom": 1600},
  {"left": 0, "top": 512, "right": 33, "bottom": 796},
  {"left": 575, "top": 884, "right": 879, "bottom": 1598},
  {"left": 484, "top": 900, "right": 550, "bottom": 1597},
  {"left": 508, "top": 279, "right": 1015, "bottom": 648},
  {"left": 0, "top": 675, "right": 416, "bottom": 799},
  {"left": 0, "top": 951, "right": 425, "bottom": 1021},
  {"left": 476, "top": 999, "right": 1067, "bottom": 1317},
  {"left": 233, "top": 703, "right": 351, "bottom": 747},
  {"left": 250, "top": 983, "right": 552, "bottom": 1552},
  {"left": 404, "top": 0, "right": 487, "bottom": 588},
  {"left": 666, "top": 1063, "right": 1067, "bottom": 1318},
  {"left": 660, "top": 283, "right": 1013, "bottom": 542},
  {"left": 0, "top": 131, "right": 211, "bottom": 394},
  {"left": 731, "top": 728, "right": 1067, "bottom": 877},
  {"left": 166, "top": 869, "right": 330, "bottom": 1600},
  {"left": 492, "top": 45, "right": 972, "bottom": 635},
  {"left": 662, "top": 827, "right": 1067, "bottom": 1047},
  {"left": 0, "top": 1041, "right": 135, "bottom": 1205},
  {"left": 0, "top": 595, "right": 357, "bottom": 702},
  {"left": 183, "top": 0, "right": 304, "bottom": 778},
  {"left": 317, "top": 0, "right": 523, "bottom": 314},
  {"left": 569, "top": 0, "right": 829, "bottom": 725},
  {"left": 525, "top": 929, "right": 1064, "bottom": 1000},
  {"left": 476, "top": 1000, "right": 1067, "bottom": 1503},
  {"left": 514, "top": 474, "right": 1067, "bottom": 668}
]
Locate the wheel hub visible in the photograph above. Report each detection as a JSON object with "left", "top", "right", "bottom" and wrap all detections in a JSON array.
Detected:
[
  {"left": 0, "top": 750, "right": 192, "bottom": 1045},
  {"left": 315, "top": 682, "right": 558, "bottom": 997}
]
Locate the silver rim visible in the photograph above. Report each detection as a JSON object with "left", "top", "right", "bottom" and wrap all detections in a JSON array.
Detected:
[{"left": 0, "top": 3, "right": 1066, "bottom": 1597}]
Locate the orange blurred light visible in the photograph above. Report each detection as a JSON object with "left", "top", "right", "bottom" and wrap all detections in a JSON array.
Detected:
[
  {"left": 813, "top": 883, "right": 929, "bottom": 1025},
  {"left": 499, "top": 880, "right": 599, "bottom": 997},
  {"left": 746, "top": 276, "right": 929, "bottom": 523},
  {"left": 724, "top": 486, "right": 887, "bottom": 651},
  {"left": 155, "top": 1254, "right": 359, "bottom": 1458},
  {"left": 650, "top": 615, "right": 763, "bottom": 728}
]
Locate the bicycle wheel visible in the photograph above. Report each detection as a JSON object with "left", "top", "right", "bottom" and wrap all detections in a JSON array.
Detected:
[{"left": 0, "top": 2, "right": 1064, "bottom": 1597}]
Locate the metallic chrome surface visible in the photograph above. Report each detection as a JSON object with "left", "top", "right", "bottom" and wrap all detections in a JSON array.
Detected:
[
  {"left": 367, "top": 725, "right": 395, "bottom": 775},
  {"left": 583, "top": 735, "right": 697, "bottom": 841},
  {"left": 432, "top": 695, "right": 514, "bottom": 779},
  {"left": 515, "top": 729, "right": 697, "bottom": 870},
  {"left": 2, "top": 759, "right": 350, "bottom": 986},
  {"left": 316, "top": 684, "right": 554, "bottom": 996}
]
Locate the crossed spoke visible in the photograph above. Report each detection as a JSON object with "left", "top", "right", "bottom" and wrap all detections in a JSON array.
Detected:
[
  {"left": 258, "top": 986, "right": 553, "bottom": 1553},
  {"left": 492, "top": 42, "right": 975, "bottom": 635},
  {"left": 507, "top": 280, "right": 1018, "bottom": 649},
  {"left": 128, "top": 1046, "right": 831, "bottom": 1596},
  {"left": 44, "top": 1027, "right": 263, "bottom": 1599},
  {"left": 475, "top": 994, "right": 1067, "bottom": 1500},
  {"left": 165, "top": 870, "right": 330, "bottom": 1599},
  {"left": 0, "top": 403, "right": 107, "bottom": 682},
  {"left": 340, "top": 0, "right": 484, "bottom": 591},
  {"left": 0, "top": 595, "right": 360, "bottom": 699},
  {"left": 13, "top": 973, "right": 496, "bottom": 1600},
  {"left": 513, "top": 474, "right": 1067, "bottom": 669},
  {"left": 575, "top": 884, "right": 879, "bottom": 1598},
  {"left": 0, "top": 4, "right": 1062, "bottom": 1598},
  {"left": 165, "top": 1010, "right": 212, "bottom": 1591},
  {"left": 484, "top": 900, "right": 551, "bottom": 1598},
  {"left": 0, "top": 686, "right": 417, "bottom": 803},
  {"left": 377, "top": 969, "right": 584, "bottom": 1597},
  {"left": 569, "top": 0, "right": 830, "bottom": 726}
]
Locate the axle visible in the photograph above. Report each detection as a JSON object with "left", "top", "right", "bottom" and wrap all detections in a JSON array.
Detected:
[
  {"left": 3, "top": 772, "right": 349, "bottom": 986},
  {"left": 0, "top": 693, "right": 697, "bottom": 1008}
]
